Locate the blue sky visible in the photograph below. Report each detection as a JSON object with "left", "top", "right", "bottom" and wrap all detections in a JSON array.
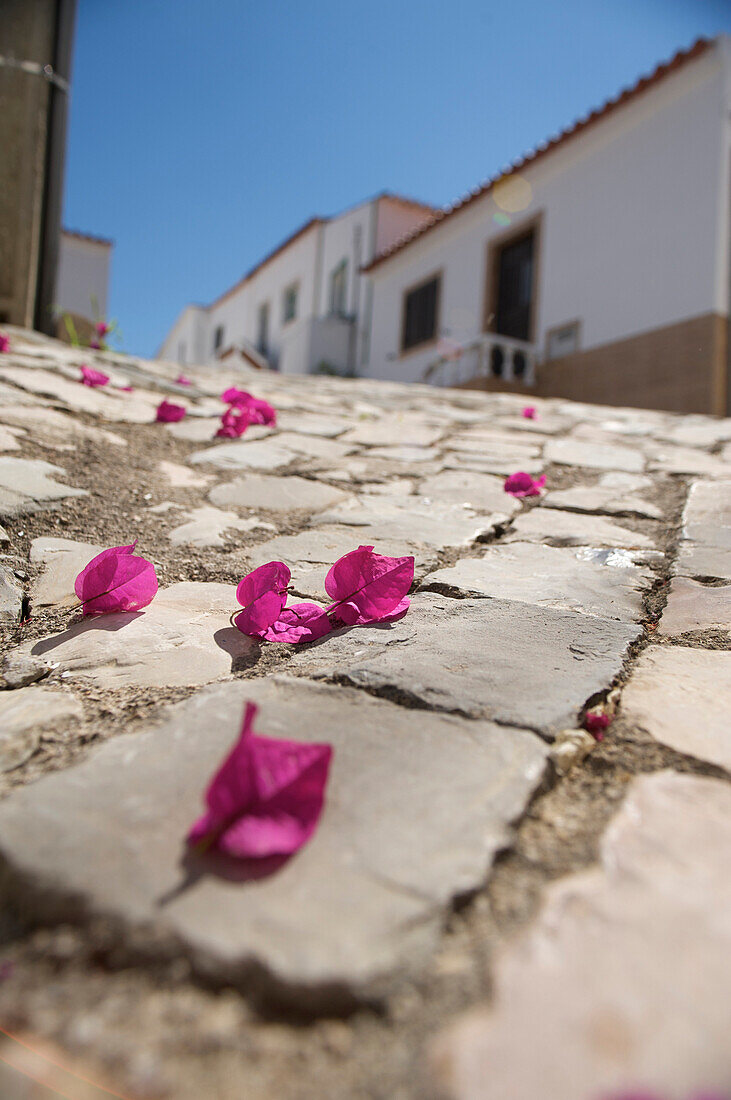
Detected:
[{"left": 63, "top": 0, "right": 731, "bottom": 357}]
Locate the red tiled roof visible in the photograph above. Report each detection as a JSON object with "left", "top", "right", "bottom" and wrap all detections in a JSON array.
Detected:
[{"left": 363, "top": 37, "right": 714, "bottom": 273}]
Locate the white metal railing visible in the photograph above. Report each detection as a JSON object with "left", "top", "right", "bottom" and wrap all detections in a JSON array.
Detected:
[{"left": 424, "top": 333, "right": 536, "bottom": 388}]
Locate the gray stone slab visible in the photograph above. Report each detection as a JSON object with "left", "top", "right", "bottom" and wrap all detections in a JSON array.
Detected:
[
  {"left": 165, "top": 417, "right": 220, "bottom": 442},
  {"left": 442, "top": 452, "right": 544, "bottom": 477},
  {"left": 30, "top": 537, "right": 102, "bottom": 608},
  {"left": 0, "top": 367, "right": 155, "bottom": 423},
  {"left": 17, "top": 583, "right": 256, "bottom": 689},
  {"left": 543, "top": 483, "right": 660, "bottom": 520},
  {"left": 423, "top": 542, "right": 652, "bottom": 621},
  {"left": 417, "top": 470, "right": 520, "bottom": 516},
  {"left": 209, "top": 475, "right": 349, "bottom": 514},
  {"left": 0, "top": 457, "right": 87, "bottom": 516},
  {"left": 340, "top": 416, "right": 444, "bottom": 448},
  {"left": 657, "top": 576, "right": 731, "bottom": 637},
  {"left": 245, "top": 525, "right": 437, "bottom": 600},
  {"left": 189, "top": 440, "right": 298, "bottom": 471},
  {"left": 270, "top": 433, "right": 355, "bottom": 463},
  {"left": 646, "top": 443, "right": 730, "bottom": 477},
  {"left": 0, "top": 405, "right": 126, "bottom": 449},
  {"left": 294, "top": 593, "right": 639, "bottom": 736},
  {"left": 507, "top": 507, "right": 655, "bottom": 549},
  {"left": 0, "top": 687, "right": 82, "bottom": 772},
  {"left": 433, "top": 771, "right": 731, "bottom": 1100},
  {"left": 675, "top": 479, "right": 731, "bottom": 579},
  {"left": 0, "top": 566, "right": 22, "bottom": 622},
  {"left": 158, "top": 460, "right": 210, "bottom": 488},
  {"left": 274, "top": 411, "right": 351, "bottom": 438},
  {"left": 0, "top": 424, "right": 23, "bottom": 451},
  {"left": 0, "top": 677, "right": 547, "bottom": 1002},
  {"left": 168, "top": 506, "right": 271, "bottom": 547},
  {"left": 313, "top": 493, "right": 499, "bottom": 550},
  {"left": 544, "top": 438, "right": 644, "bottom": 472},
  {"left": 622, "top": 646, "right": 731, "bottom": 770}
]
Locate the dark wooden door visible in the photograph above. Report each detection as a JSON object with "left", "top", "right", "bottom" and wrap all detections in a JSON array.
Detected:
[{"left": 495, "top": 231, "right": 534, "bottom": 341}]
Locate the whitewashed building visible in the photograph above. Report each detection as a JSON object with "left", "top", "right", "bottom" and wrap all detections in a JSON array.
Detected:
[
  {"left": 55, "top": 228, "right": 113, "bottom": 329},
  {"left": 157, "top": 194, "right": 434, "bottom": 375},
  {"left": 363, "top": 36, "right": 731, "bottom": 415}
]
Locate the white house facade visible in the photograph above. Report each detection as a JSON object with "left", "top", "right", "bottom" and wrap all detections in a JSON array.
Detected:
[
  {"left": 157, "top": 194, "right": 434, "bottom": 376},
  {"left": 55, "top": 228, "right": 113, "bottom": 327},
  {"left": 363, "top": 36, "right": 731, "bottom": 415}
]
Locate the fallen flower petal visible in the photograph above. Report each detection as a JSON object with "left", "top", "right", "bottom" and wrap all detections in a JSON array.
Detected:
[
  {"left": 187, "top": 702, "right": 332, "bottom": 859},
  {"left": 325, "top": 545, "right": 414, "bottom": 626},
  {"left": 118, "top": 385, "right": 134, "bottom": 392},
  {"left": 79, "top": 364, "right": 109, "bottom": 387},
  {"left": 233, "top": 561, "right": 291, "bottom": 636},
  {"left": 0, "top": 334, "right": 9, "bottom": 353},
  {"left": 584, "top": 710, "right": 611, "bottom": 739},
  {"left": 176, "top": 374, "right": 192, "bottom": 385},
  {"left": 216, "top": 406, "right": 251, "bottom": 438},
  {"left": 220, "top": 387, "right": 277, "bottom": 426},
  {"left": 261, "top": 602, "right": 333, "bottom": 643},
  {"left": 74, "top": 540, "right": 158, "bottom": 615},
  {"left": 156, "top": 399, "right": 187, "bottom": 423},
  {"left": 95, "top": 321, "right": 110, "bottom": 337},
  {"left": 522, "top": 405, "right": 538, "bottom": 419},
  {"left": 504, "top": 471, "right": 546, "bottom": 498}
]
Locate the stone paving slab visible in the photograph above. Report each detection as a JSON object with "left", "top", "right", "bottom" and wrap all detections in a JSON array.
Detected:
[
  {"left": 0, "top": 677, "right": 547, "bottom": 1002},
  {"left": 506, "top": 507, "right": 656, "bottom": 549},
  {"left": 543, "top": 475, "right": 661, "bottom": 519},
  {"left": 209, "top": 474, "right": 350, "bottom": 514},
  {"left": 422, "top": 542, "right": 653, "bottom": 621},
  {"left": 189, "top": 440, "right": 298, "bottom": 471},
  {"left": 621, "top": 646, "right": 731, "bottom": 770},
  {"left": 0, "top": 367, "right": 156, "bottom": 423},
  {"left": 168, "top": 506, "right": 271, "bottom": 548},
  {"left": 0, "top": 687, "right": 82, "bottom": 772},
  {"left": 18, "top": 583, "right": 256, "bottom": 689},
  {"left": 0, "top": 457, "right": 87, "bottom": 516},
  {"left": 0, "top": 566, "right": 23, "bottom": 622},
  {"left": 0, "top": 405, "right": 127, "bottom": 449},
  {"left": 416, "top": 470, "right": 520, "bottom": 516},
  {"left": 432, "top": 771, "right": 731, "bottom": 1100},
  {"left": 674, "top": 479, "right": 731, "bottom": 579},
  {"left": 543, "top": 438, "right": 645, "bottom": 472},
  {"left": 30, "top": 537, "right": 103, "bottom": 608},
  {"left": 657, "top": 576, "right": 731, "bottom": 637},
  {"left": 339, "top": 416, "right": 445, "bottom": 448},
  {"left": 294, "top": 593, "right": 639, "bottom": 736},
  {"left": 312, "top": 493, "right": 500, "bottom": 550}
]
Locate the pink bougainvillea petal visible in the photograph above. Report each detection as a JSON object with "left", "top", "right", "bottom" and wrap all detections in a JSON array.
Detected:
[
  {"left": 233, "top": 561, "right": 290, "bottom": 636},
  {"left": 216, "top": 405, "right": 251, "bottom": 438},
  {"left": 156, "top": 399, "right": 187, "bottom": 423},
  {"left": 504, "top": 471, "right": 546, "bottom": 498},
  {"left": 95, "top": 321, "right": 110, "bottom": 337},
  {"left": 0, "top": 334, "right": 10, "bottom": 354},
  {"left": 522, "top": 406, "right": 538, "bottom": 419},
  {"left": 220, "top": 388, "right": 276, "bottom": 427},
  {"left": 74, "top": 541, "right": 158, "bottom": 615},
  {"left": 187, "top": 702, "right": 332, "bottom": 859},
  {"left": 261, "top": 602, "right": 332, "bottom": 644},
  {"left": 176, "top": 374, "right": 192, "bottom": 385},
  {"left": 118, "top": 385, "right": 134, "bottom": 392},
  {"left": 79, "top": 365, "right": 109, "bottom": 387},
  {"left": 325, "top": 545, "right": 414, "bottom": 625}
]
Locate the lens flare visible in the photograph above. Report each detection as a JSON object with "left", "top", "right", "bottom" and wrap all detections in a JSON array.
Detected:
[{"left": 493, "top": 173, "right": 532, "bottom": 213}]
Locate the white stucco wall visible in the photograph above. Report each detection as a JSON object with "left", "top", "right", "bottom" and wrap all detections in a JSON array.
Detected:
[
  {"left": 56, "top": 233, "right": 111, "bottom": 321},
  {"left": 366, "top": 42, "right": 729, "bottom": 385},
  {"left": 157, "top": 305, "right": 209, "bottom": 365}
]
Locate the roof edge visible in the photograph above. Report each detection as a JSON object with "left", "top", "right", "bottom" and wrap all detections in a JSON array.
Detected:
[{"left": 363, "top": 36, "right": 715, "bottom": 274}]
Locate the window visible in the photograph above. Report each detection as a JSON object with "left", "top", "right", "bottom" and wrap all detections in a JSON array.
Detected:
[
  {"left": 257, "top": 302, "right": 270, "bottom": 355},
  {"left": 213, "top": 324, "right": 225, "bottom": 352},
  {"left": 329, "top": 260, "right": 348, "bottom": 316},
  {"left": 546, "top": 321, "right": 580, "bottom": 360},
  {"left": 282, "top": 283, "right": 298, "bottom": 324},
  {"left": 487, "top": 225, "right": 537, "bottom": 343},
  {"left": 401, "top": 275, "right": 440, "bottom": 352}
]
